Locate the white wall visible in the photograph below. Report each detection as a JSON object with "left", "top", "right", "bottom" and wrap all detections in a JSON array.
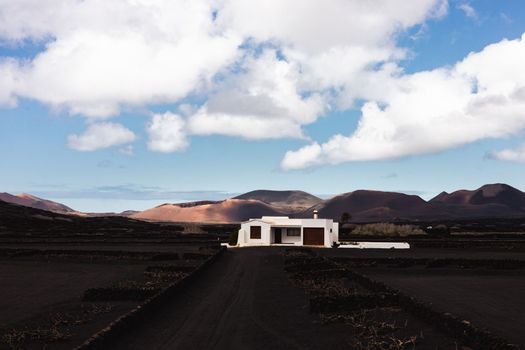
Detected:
[
  {"left": 331, "top": 222, "right": 339, "bottom": 245},
  {"left": 280, "top": 227, "right": 301, "bottom": 244},
  {"left": 238, "top": 220, "right": 271, "bottom": 246},
  {"left": 339, "top": 242, "right": 410, "bottom": 249}
]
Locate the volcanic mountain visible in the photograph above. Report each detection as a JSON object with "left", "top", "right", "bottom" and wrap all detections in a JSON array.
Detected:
[
  {"left": 4, "top": 184, "right": 525, "bottom": 223},
  {"left": 300, "top": 190, "right": 441, "bottom": 222},
  {"left": 130, "top": 199, "right": 285, "bottom": 223},
  {"left": 429, "top": 183, "right": 525, "bottom": 218},
  {"left": 0, "top": 198, "right": 180, "bottom": 236},
  {"left": 234, "top": 190, "right": 322, "bottom": 212},
  {"left": 0, "top": 192, "right": 75, "bottom": 214}
]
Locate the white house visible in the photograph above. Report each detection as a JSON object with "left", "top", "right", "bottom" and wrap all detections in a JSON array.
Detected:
[{"left": 237, "top": 211, "right": 339, "bottom": 248}]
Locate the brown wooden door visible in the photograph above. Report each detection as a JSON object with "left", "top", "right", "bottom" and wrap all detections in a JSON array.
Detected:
[{"left": 303, "top": 227, "right": 324, "bottom": 246}]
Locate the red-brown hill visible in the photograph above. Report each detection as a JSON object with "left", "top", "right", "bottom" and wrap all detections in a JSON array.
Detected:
[
  {"left": 300, "top": 190, "right": 442, "bottom": 222},
  {"left": 0, "top": 192, "right": 75, "bottom": 214},
  {"left": 131, "top": 199, "right": 284, "bottom": 223},
  {"left": 233, "top": 190, "right": 322, "bottom": 212},
  {"left": 429, "top": 183, "right": 525, "bottom": 218}
]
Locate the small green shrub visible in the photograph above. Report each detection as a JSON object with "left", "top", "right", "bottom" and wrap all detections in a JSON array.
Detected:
[
  {"left": 228, "top": 230, "right": 239, "bottom": 246},
  {"left": 340, "top": 212, "right": 352, "bottom": 223}
]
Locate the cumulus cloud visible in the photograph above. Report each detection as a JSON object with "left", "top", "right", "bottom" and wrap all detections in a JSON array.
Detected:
[
  {"left": 187, "top": 50, "right": 325, "bottom": 140},
  {"left": 12, "top": 0, "right": 525, "bottom": 166},
  {"left": 0, "top": 58, "right": 19, "bottom": 107},
  {"left": 282, "top": 34, "right": 525, "bottom": 169},
  {"left": 67, "top": 122, "right": 136, "bottom": 151},
  {"left": 147, "top": 112, "right": 189, "bottom": 152},
  {"left": 217, "top": 0, "right": 447, "bottom": 53},
  {"left": 489, "top": 144, "right": 525, "bottom": 162},
  {"left": 0, "top": 0, "right": 240, "bottom": 117},
  {"left": 0, "top": 1, "right": 445, "bottom": 117}
]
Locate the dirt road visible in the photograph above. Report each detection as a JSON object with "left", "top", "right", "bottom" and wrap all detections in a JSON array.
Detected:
[{"left": 110, "top": 248, "right": 353, "bottom": 350}]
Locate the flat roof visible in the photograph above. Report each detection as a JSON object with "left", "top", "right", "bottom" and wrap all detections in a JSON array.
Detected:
[{"left": 243, "top": 217, "right": 333, "bottom": 225}]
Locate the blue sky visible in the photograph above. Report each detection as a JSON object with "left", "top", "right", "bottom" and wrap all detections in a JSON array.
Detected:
[{"left": 1, "top": 0, "right": 525, "bottom": 212}]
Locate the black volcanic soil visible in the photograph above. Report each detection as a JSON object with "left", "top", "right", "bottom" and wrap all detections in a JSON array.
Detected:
[
  {"left": 322, "top": 246, "right": 525, "bottom": 260},
  {"left": 0, "top": 243, "right": 208, "bottom": 253},
  {"left": 0, "top": 261, "right": 148, "bottom": 326},
  {"left": 105, "top": 248, "right": 474, "bottom": 350},
  {"left": 107, "top": 248, "right": 356, "bottom": 349},
  {"left": 360, "top": 267, "right": 525, "bottom": 347},
  {"left": 2, "top": 197, "right": 525, "bottom": 349},
  {"left": 320, "top": 247, "right": 525, "bottom": 348},
  {"left": 1, "top": 241, "right": 524, "bottom": 349},
  {"left": 0, "top": 238, "right": 220, "bottom": 349}
]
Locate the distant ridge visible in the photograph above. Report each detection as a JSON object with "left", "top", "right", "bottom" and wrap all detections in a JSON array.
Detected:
[
  {"left": 0, "top": 192, "right": 75, "bottom": 214},
  {"left": 3, "top": 184, "right": 525, "bottom": 223},
  {"left": 297, "top": 190, "right": 443, "bottom": 222},
  {"left": 428, "top": 183, "right": 525, "bottom": 219},
  {"left": 131, "top": 199, "right": 285, "bottom": 223},
  {"left": 430, "top": 183, "right": 525, "bottom": 207},
  {"left": 234, "top": 190, "right": 322, "bottom": 212}
]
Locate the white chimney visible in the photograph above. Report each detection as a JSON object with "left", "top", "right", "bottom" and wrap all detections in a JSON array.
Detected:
[{"left": 313, "top": 210, "right": 318, "bottom": 219}]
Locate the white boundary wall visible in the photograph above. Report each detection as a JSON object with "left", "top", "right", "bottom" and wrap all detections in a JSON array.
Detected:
[{"left": 338, "top": 242, "right": 410, "bottom": 249}]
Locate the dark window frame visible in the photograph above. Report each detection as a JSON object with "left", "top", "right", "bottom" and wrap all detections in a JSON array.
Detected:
[
  {"left": 250, "top": 226, "right": 261, "bottom": 239},
  {"left": 287, "top": 228, "right": 301, "bottom": 236}
]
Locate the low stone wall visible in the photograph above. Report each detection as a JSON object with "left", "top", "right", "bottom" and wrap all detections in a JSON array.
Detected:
[{"left": 333, "top": 256, "right": 525, "bottom": 269}]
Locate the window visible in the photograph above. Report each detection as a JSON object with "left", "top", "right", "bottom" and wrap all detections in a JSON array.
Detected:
[
  {"left": 287, "top": 228, "right": 300, "bottom": 236},
  {"left": 250, "top": 226, "right": 261, "bottom": 239}
]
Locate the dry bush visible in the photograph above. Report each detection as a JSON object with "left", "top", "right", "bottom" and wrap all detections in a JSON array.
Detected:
[
  {"left": 322, "top": 309, "right": 417, "bottom": 350},
  {"left": 83, "top": 269, "right": 189, "bottom": 302},
  {"left": 1, "top": 324, "right": 70, "bottom": 349},
  {"left": 83, "top": 281, "right": 159, "bottom": 301},
  {"left": 352, "top": 223, "right": 426, "bottom": 237},
  {"left": 1, "top": 303, "right": 114, "bottom": 348},
  {"left": 284, "top": 251, "right": 419, "bottom": 350},
  {"left": 144, "top": 271, "right": 188, "bottom": 287},
  {"left": 293, "top": 275, "right": 355, "bottom": 298}
]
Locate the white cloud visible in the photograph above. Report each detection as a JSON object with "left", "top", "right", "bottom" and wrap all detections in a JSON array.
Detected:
[
  {"left": 67, "top": 122, "right": 136, "bottom": 151},
  {"left": 282, "top": 33, "right": 525, "bottom": 170},
  {"left": 457, "top": 3, "right": 477, "bottom": 19},
  {"left": 489, "top": 144, "right": 525, "bottom": 162},
  {"left": 147, "top": 112, "right": 188, "bottom": 152},
  {"left": 8, "top": 0, "right": 505, "bottom": 161},
  {"left": 217, "top": 0, "right": 447, "bottom": 53},
  {"left": 0, "top": 0, "right": 445, "bottom": 120},
  {"left": 187, "top": 50, "right": 325, "bottom": 140},
  {"left": 0, "top": 0, "right": 240, "bottom": 117},
  {"left": 0, "top": 58, "right": 19, "bottom": 107}
]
